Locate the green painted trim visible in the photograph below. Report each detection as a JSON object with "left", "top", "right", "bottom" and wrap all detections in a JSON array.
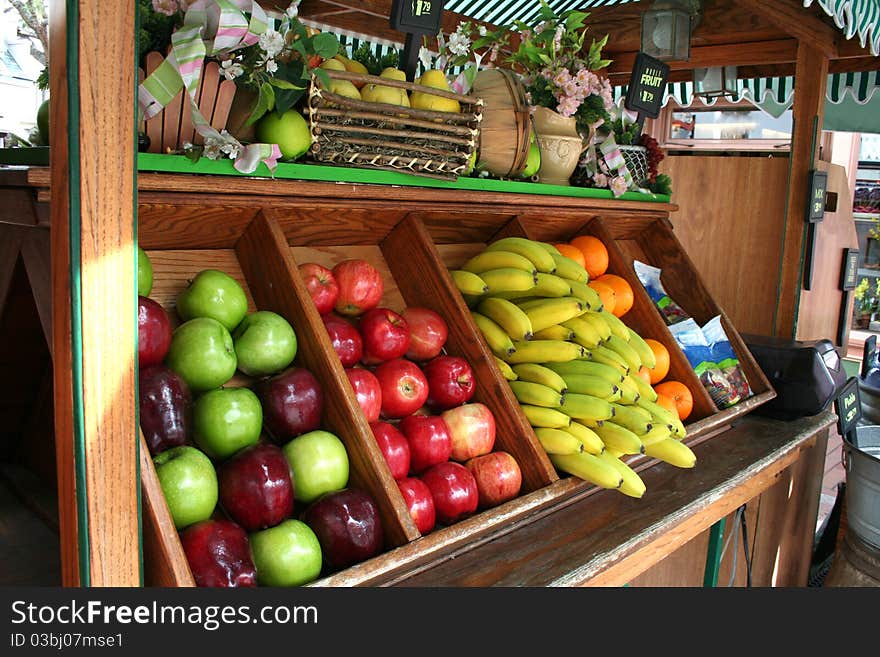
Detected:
[
  {"left": 703, "top": 518, "right": 727, "bottom": 587},
  {"left": 136, "top": 154, "right": 672, "bottom": 204},
  {"left": 66, "top": 0, "right": 90, "bottom": 587}
]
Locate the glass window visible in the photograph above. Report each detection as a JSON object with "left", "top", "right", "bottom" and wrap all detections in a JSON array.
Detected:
[{"left": 670, "top": 109, "right": 792, "bottom": 141}]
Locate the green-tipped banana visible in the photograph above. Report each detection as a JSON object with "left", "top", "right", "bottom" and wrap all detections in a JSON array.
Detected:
[
  {"left": 471, "top": 312, "right": 516, "bottom": 358},
  {"left": 644, "top": 438, "right": 696, "bottom": 468},
  {"left": 550, "top": 252, "right": 590, "bottom": 283},
  {"left": 511, "top": 363, "right": 568, "bottom": 394},
  {"left": 635, "top": 397, "right": 686, "bottom": 438},
  {"left": 530, "top": 272, "right": 572, "bottom": 298},
  {"left": 597, "top": 451, "right": 646, "bottom": 498},
  {"left": 502, "top": 340, "right": 585, "bottom": 364},
  {"left": 565, "top": 420, "right": 605, "bottom": 455},
  {"left": 480, "top": 267, "right": 538, "bottom": 295},
  {"left": 639, "top": 424, "right": 673, "bottom": 447},
  {"left": 563, "top": 278, "right": 603, "bottom": 311},
  {"left": 617, "top": 375, "right": 641, "bottom": 405},
  {"left": 579, "top": 310, "right": 613, "bottom": 342},
  {"left": 594, "top": 421, "right": 645, "bottom": 455},
  {"left": 451, "top": 269, "right": 489, "bottom": 296},
  {"left": 630, "top": 372, "right": 658, "bottom": 402},
  {"left": 534, "top": 427, "right": 584, "bottom": 455},
  {"left": 550, "top": 452, "right": 623, "bottom": 489},
  {"left": 610, "top": 402, "right": 653, "bottom": 435},
  {"left": 532, "top": 324, "right": 576, "bottom": 341},
  {"left": 493, "top": 355, "right": 518, "bottom": 381},
  {"left": 544, "top": 360, "right": 624, "bottom": 384},
  {"left": 604, "top": 334, "right": 643, "bottom": 372},
  {"left": 520, "top": 404, "right": 571, "bottom": 429},
  {"left": 462, "top": 250, "right": 537, "bottom": 276},
  {"left": 559, "top": 393, "right": 615, "bottom": 422},
  {"left": 599, "top": 309, "right": 630, "bottom": 341},
  {"left": 627, "top": 328, "right": 657, "bottom": 370},
  {"left": 585, "top": 344, "right": 631, "bottom": 375},
  {"left": 558, "top": 373, "right": 620, "bottom": 400},
  {"left": 535, "top": 241, "right": 561, "bottom": 255},
  {"left": 561, "top": 316, "right": 603, "bottom": 349},
  {"left": 485, "top": 236, "right": 557, "bottom": 273},
  {"left": 477, "top": 297, "right": 533, "bottom": 342},
  {"left": 521, "top": 297, "right": 584, "bottom": 333},
  {"left": 508, "top": 380, "right": 564, "bottom": 408}
]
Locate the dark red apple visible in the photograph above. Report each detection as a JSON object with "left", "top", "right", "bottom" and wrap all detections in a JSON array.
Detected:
[
  {"left": 373, "top": 358, "right": 429, "bottom": 419},
  {"left": 369, "top": 421, "right": 410, "bottom": 480},
  {"left": 218, "top": 443, "right": 295, "bottom": 532},
  {"left": 397, "top": 477, "right": 436, "bottom": 534},
  {"left": 399, "top": 414, "right": 452, "bottom": 474},
  {"left": 420, "top": 461, "right": 479, "bottom": 526},
  {"left": 138, "top": 295, "right": 173, "bottom": 368},
  {"left": 321, "top": 313, "right": 363, "bottom": 367},
  {"left": 465, "top": 451, "right": 522, "bottom": 509},
  {"left": 298, "top": 262, "right": 339, "bottom": 315},
  {"left": 423, "top": 355, "right": 476, "bottom": 410},
  {"left": 332, "top": 259, "right": 384, "bottom": 317},
  {"left": 138, "top": 364, "right": 192, "bottom": 456},
  {"left": 441, "top": 402, "right": 496, "bottom": 462},
  {"left": 402, "top": 307, "right": 448, "bottom": 362},
  {"left": 179, "top": 518, "right": 257, "bottom": 588},
  {"left": 301, "top": 488, "right": 384, "bottom": 570},
  {"left": 359, "top": 307, "right": 411, "bottom": 365},
  {"left": 255, "top": 366, "right": 324, "bottom": 443},
  {"left": 344, "top": 367, "right": 382, "bottom": 423}
]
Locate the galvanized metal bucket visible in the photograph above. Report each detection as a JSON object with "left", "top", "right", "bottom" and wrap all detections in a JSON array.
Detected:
[{"left": 843, "top": 425, "right": 880, "bottom": 550}]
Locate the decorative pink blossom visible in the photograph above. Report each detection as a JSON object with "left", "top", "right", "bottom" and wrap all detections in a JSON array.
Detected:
[
  {"left": 610, "top": 175, "right": 628, "bottom": 197},
  {"left": 151, "top": 0, "right": 179, "bottom": 16},
  {"left": 593, "top": 173, "right": 609, "bottom": 188}
]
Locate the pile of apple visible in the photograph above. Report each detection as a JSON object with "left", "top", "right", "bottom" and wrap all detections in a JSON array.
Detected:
[
  {"left": 136, "top": 248, "right": 387, "bottom": 588},
  {"left": 300, "top": 259, "right": 524, "bottom": 534}
]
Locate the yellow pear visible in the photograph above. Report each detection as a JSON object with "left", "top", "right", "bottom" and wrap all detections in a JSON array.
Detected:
[
  {"left": 411, "top": 68, "right": 460, "bottom": 113},
  {"left": 362, "top": 67, "right": 410, "bottom": 107},
  {"left": 329, "top": 79, "right": 362, "bottom": 101},
  {"left": 319, "top": 58, "right": 346, "bottom": 71},
  {"left": 334, "top": 55, "right": 369, "bottom": 87}
]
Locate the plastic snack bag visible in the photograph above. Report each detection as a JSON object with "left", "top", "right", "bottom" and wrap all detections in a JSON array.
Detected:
[
  {"left": 633, "top": 260, "right": 690, "bottom": 325},
  {"left": 702, "top": 315, "right": 753, "bottom": 405},
  {"left": 669, "top": 319, "right": 740, "bottom": 409}
]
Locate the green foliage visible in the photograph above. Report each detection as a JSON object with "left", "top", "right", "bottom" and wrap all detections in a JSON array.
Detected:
[
  {"left": 351, "top": 43, "right": 399, "bottom": 76},
  {"left": 649, "top": 173, "right": 673, "bottom": 196},
  {"left": 137, "top": 0, "right": 181, "bottom": 66},
  {"left": 608, "top": 115, "right": 641, "bottom": 146}
]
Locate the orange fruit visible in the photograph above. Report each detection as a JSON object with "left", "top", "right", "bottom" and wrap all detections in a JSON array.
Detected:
[
  {"left": 553, "top": 243, "right": 586, "bottom": 268},
  {"left": 595, "top": 274, "right": 633, "bottom": 317},
  {"left": 655, "top": 392, "right": 678, "bottom": 416},
  {"left": 644, "top": 338, "right": 670, "bottom": 384},
  {"left": 634, "top": 365, "right": 651, "bottom": 385},
  {"left": 569, "top": 235, "right": 608, "bottom": 279},
  {"left": 588, "top": 280, "right": 616, "bottom": 315},
  {"left": 654, "top": 380, "right": 694, "bottom": 421}
]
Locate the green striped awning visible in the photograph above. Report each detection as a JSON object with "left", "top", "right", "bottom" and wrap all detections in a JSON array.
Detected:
[{"left": 806, "top": 0, "right": 880, "bottom": 56}]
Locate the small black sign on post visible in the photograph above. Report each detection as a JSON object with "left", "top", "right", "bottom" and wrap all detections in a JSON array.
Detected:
[
  {"left": 624, "top": 52, "right": 670, "bottom": 131},
  {"left": 390, "top": 0, "right": 446, "bottom": 82},
  {"left": 837, "top": 248, "right": 860, "bottom": 346},
  {"left": 835, "top": 376, "right": 861, "bottom": 441},
  {"left": 802, "top": 170, "right": 830, "bottom": 292}
]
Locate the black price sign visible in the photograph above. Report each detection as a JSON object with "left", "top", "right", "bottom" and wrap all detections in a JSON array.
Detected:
[
  {"left": 808, "top": 170, "right": 828, "bottom": 223},
  {"left": 840, "top": 248, "right": 859, "bottom": 291},
  {"left": 391, "top": 0, "right": 445, "bottom": 34},
  {"left": 835, "top": 376, "right": 861, "bottom": 437},
  {"left": 624, "top": 52, "right": 669, "bottom": 119}
]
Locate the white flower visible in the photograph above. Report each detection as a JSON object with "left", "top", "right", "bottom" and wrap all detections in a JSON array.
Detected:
[
  {"left": 478, "top": 25, "right": 487, "bottom": 36},
  {"left": 286, "top": 1, "right": 300, "bottom": 19},
  {"left": 259, "top": 29, "right": 285, "bottom": 58},
  {"left": 418, "top": 46, "right": 434, "bottom": 72},
  {"left": 447, "top": 31, "right": 471, "bottom": 58},
  {"left": 203, "top": 140, "right": 222, "bottom": 160},
  {"left": 151, "top": 0, "right": 178, "bottom": 16},
  {"left": 220, "top": 59, "right": 244, "bottom": 80},
  {"left": 264, "top": 58, "right": 278, "bottom": 74}
]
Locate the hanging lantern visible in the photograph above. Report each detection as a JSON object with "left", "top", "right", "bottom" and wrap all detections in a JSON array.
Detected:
[
  {"left": 640, "top": 0, "right": 700, "bottom": 61},
  {"left": 693, "top": 66, "right": 739, "bottom": 100}
]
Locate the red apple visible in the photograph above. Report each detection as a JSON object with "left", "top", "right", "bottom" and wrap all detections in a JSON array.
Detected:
[
  {"left": 332, "top": 259, "right": 384, "bottom": 317},
  {"left": 301, "top": 488, "right": 384, "bottom": 571},
  {"left": 179, "top": 519, "right": 257, "bottom": 588},
  {"left": 344, "top": 367, "right": 382, "bottom": 423},
  {"left": 369, "top": 421, "right": 410, "bottom": 480},
  {"left": 465, "top": 451, "right": 522, "bottom": 509},
  {"left": 420, "top": 461, "right": 479, "bottom": 526},
  {"left": 255, "top": 366, "right": 324, "bottom": 443},
  {"left": 373, "top": 358, "right": 429, "bottom": 419},
  {"left": 138, "top": 295, "right": 173, "bottom": 368},
  {"left": 402, "top": 307, "right": 448, "bottom": 362},
  {"left": 321, "top": 313, "right": 363, "bottom": 367},
  {"left": 218, "top": 443, "right": 295, "bottom": 532},
  {"left": 298, "top": 262, "right": 339, "bottom": 315},
  {"left": 359, "top": 307, "right": 411, "bottom": 365},
  {"left": 138, "top": 365, "right": 192, "bottom": 456},
  {"left": 441, "top": 402, "right": 496, "bottom": 462},
  {"left": 423, "top": 355, "right": 476, "bottom": 410},
  {"left": 399, "top": 414, "right": 451, "bottom": 474},
  {"left": 397, "top": 477, "right": 436, "bottom": 534}
]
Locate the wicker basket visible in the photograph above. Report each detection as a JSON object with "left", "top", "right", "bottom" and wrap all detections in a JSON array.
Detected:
[
  {"left": 619, "top": 144, "right": 650, "bottom": 187},
  {"left": 306, "top": 69, "right": 483, "bottom": 180}
]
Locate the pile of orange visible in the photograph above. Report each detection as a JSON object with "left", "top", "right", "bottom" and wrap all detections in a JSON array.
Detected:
[
  {"left": 569, "top": 235, "right": 608, "bottom": 279},
  {"left": 640, "top": 338, "right": 694, "bottom": 421}
]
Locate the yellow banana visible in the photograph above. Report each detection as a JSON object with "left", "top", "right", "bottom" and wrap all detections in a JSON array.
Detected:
[
  {"left": 597, "top": 451, "right": 647, "bottom": 498},
  {"left": 599, "top": 309, "right": 630, "bottom": 341},
  {"left": 610, "top": 402, "right": 653, "bottom": 435},
  {"left": 563, "top": 278, "right": 603, "bottom": 311},
  {"left": 578, "top": 417, "right": 605, "bottom": 429},
  {"left": 645, "top": 438, "right": 696, "bottom": 468},
  {"left": 530, "top": 272, "right": 573, "bottom": 298},
  {"left": 561, "top": 316, "right": 603, "bottom": 349},
  {"left": 559, "top": 393, "right": 615, "bottom": 422},
  {"left": 579, "top": 310, "right": 613, "bottom": 342},
  {"left": 511, "top": 363, "right": 569, "bottom": 394},
  {"left": 485, "top": 237, "right": 557, "bottom": 273},
  {"left": 635, "top": 397, "right": 686, "bottom": 438},
  {"left": 617, "top": 375, "right": 641, "bottom": 405},
  {"left": 535, "top": 241, "right": 561, "bottom": 255},
  {"left": 521, "top": 297, "right": 584, "bottom": 333},
  {"left": 493, "top": 355, "right": 518, "bottom": 381},
  {"left": 471, "top": 311, "right": 516, "bottom": 358},
  {"left": 584, "top": 344, "right": 631, "bottom": 375},
  {"left": 508, "top": 380, "right": 564, "bottom": 408},
  {"left": 534, "top": 427, "right": 584, "bottom": 455},
  {"left": 550, "top": 252, "right": 590, "bottom": 283},
  {"left": 480, "top": 267, "right": 538, "bottom": 295},
  {"left": 558, "top": 373, "right": 620, "bottom": 400},
  {"left": 627, "top": 328, "right": 657, "bottom": 370},
  {"left": 451, "top": 269, "right": 489, "bottom": 296},
  {"left": 462, "top": 250, "right": 537, "bottom": 276},
  {"left": 544, "top": 359, "right": 624, "bottom": 384},
  {"left": 519, "top": 404, "right": 571, "bottom": 429},
  {"left": 502, "top": 340, "right": 585, "bottom": 364},
  {"left": 604, "top": 333, "right": 643, "bottom": 372},
  {"left": 532, "top": 324, "right": 576, "bottom": 341},
  {"left": 477, "top": 297, "right": 533, "bottom": 342},
  {"left": 565, "top": 420, "right": 605, "bottom": 455},
  {"left": 639, "top": 423, "right": 673, "bottom": 447},
  {"left": 594, "top": 421, "right": 645, "bottom": 455},
  {"left": 630, "top": 372, "right": 658, "bottom": 402},
  {"left": 550, "top": 452, "right": 623, "bottom": 489}
]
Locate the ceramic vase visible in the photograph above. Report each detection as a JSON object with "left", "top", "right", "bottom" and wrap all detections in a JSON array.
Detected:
[{"left": 532, "top": 106, "right": 585, "bottom": 186}]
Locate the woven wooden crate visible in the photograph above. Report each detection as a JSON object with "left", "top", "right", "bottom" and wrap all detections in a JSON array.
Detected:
[{"left": 306, "top": 69, "right": 483, "bottom": 180}]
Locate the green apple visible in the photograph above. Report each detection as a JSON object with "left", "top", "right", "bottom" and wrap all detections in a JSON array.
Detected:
[
  {"left": 192, "top": 387, "right": 263, "bottom": 460},
  {"left": 250, "top": 519, "right": 323, "bottom": 586},
  {"left": 521, "top": 142, "right": 541, "bottom": 178},
  {"left": 282, "top": 430, "right": 349, "bottom": 504},
  {"left": 153, "top": 445, "right": 218, "bottom": 530},
  {"left": 255, "top": 109, "right": 312, "bottom": 161},
  {"left": 166, "top": 317, "right": 237, "bottom": 393},
  {"left": 232, "top": 311, "right": 298, "bottom": 377},
  {"left": 137, "top": 246, "right": 153, "bottom": 297},
  {"left": 176, "top": 269, "right": 249, "bottom": 331}
]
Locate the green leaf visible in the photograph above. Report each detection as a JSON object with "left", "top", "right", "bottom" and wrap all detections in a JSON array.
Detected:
[
  {"left": 313, "top": 68, "right": 330, "bottom": 90},
  {"left": 274, "top": 87, "right": 305, "bottom": 116},
  {"left": 270, "top": 78, "right": 304, "bottom": 90},
  {"left": 311, "top": 33, "right": 339, "bottom": 59},
  {"left": 244, "top": 82, "right": 275, "bottom": 127}
]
